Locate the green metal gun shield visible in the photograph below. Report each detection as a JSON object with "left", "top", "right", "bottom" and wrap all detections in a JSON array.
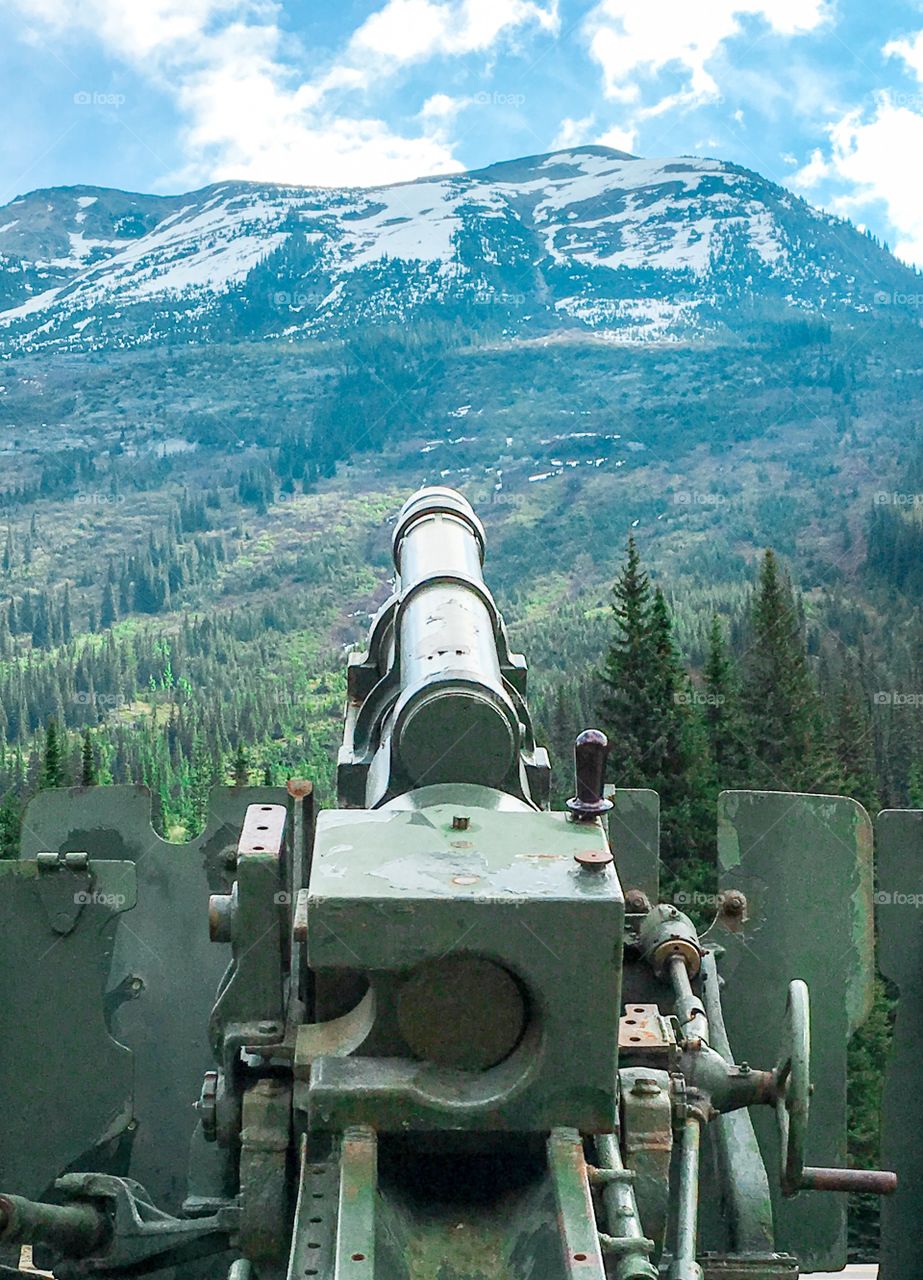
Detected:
[
  {"left": 876, "top": 807, "right": 923, "bottom": 1280},
  {"left": 9, "top": 782, "right": 288, "bottom": 1212},
  {"left": 710, "top": 790, "right": 874, "bottom": 1272},
  {"left": 0, "top": 857, "right": 136, "bottom": 1201},
  {"left": 606, "top": 787, "right": 660, "bottom": 904}
]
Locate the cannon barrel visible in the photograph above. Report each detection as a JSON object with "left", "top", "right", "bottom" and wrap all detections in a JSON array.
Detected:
[
  {"left": 338, "top": 487, "right": 550, "bottom": 807},
  {"left": 390, "top": 487, "right": 518, "bottom": 790}
]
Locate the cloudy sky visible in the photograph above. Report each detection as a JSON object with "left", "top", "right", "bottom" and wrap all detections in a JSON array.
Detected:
[{"left": 2, "top": 0, "right": 923, "bottom": 262}]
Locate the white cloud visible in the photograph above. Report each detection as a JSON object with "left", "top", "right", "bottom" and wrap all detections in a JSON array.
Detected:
[
  {"left": 596, "top": 123, "right": 637, "bottom": 153},
  {"left": 4, "top": 0, "right": 557, "bottom": 188},
  {"left": 884, "top": 29, "right": 923, "bottom": 80},
  {"left": 350, "top": 0, "right": 559, "bottom": 64},
  {"left": 550, "top": 114, "right": 596, "bottom": 149},
  {"left": 584, "top": 0, "right": 828, "bottom": 110},
  {"left": 550, "top": 113, "right": 636, "bottom": 155},
  {"left": 791, "top": 94, "right": 923, "bottom": 264}
]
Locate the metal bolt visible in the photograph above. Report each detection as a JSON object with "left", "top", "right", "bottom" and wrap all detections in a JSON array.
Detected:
[
  {"left": 452, "top": 815, "right": 470, "bottom": 831},
  {"left": 721, "top": 890, "right": 747, "bottom": 917},
  {"left": 625, "top": 888, "right": 652, "bottom": 913},
  {"left": 631, "top": 1077, "right": 661, "bottom": 1097},
  {"left": 257, "top": 1021, "right": 280, "bottom": 1035},
  {"left": 575, "top": 848, "right": 614, "bottom": 871}
]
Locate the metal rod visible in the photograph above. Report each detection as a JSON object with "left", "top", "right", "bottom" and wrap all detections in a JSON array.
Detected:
[
  {"left": 0, "top": 1193, "right": 106, "bottom": 1257},
  {"left": 594, "top": 1134, "right": 658, "bottom": 1280},
  {"left": 698, "top": 951, "right": 776, "bottom": 1254},
  {"left": 668, "top": 955, "right": 709, "bottom": 1045},
  {"left": 667, "top": 1119, "right": 704, "bottom": 1280},
  {"left": 800, "top": 1166, "right": 897, "bottom": 1195}
]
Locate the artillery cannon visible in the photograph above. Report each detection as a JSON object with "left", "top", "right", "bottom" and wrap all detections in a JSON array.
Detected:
[{"left": 0, "top": 488, "right": 897, "bottom": 1279}]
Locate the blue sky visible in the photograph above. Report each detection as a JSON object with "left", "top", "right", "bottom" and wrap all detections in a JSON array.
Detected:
[{"left": 2, "top": 0, "right": 923, "bottom": 262}]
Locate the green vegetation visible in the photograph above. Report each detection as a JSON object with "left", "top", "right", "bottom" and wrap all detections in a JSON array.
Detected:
[{"left": 1, "top": 319, "right": 921, "bottom": 1258}]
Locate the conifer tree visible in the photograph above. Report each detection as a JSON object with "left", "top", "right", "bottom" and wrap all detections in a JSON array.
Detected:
[
  {"left": 599, "top": 542, "right": 712, "bottom": 875},
  {"left": 0, "top": 791, "right": 20, "bottom": 860},
  {"left": 703, "top": 614, "right": 750, "bottom": 786},
  {"left": 599, "top": 537, "right": 658, "bottom": 787},
  {"left": 40, "top": 718, "right": 65, "bottom": 789},
  {"left": 80, "top": 730, "right": 98, "bottom": 787},
  {"left": 834, "top": 658, "right": 879, "bottom": 814},
  {"left": 61, "top": 583, "right": 72, "bottom": 643},
  {"left": 742, "top": 551, "right": 825, "bottom": 791}
]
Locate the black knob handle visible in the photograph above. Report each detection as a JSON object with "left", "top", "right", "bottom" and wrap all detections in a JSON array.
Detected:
[{"left": 566, "top": 729, "right": 613, "bottom": 821}]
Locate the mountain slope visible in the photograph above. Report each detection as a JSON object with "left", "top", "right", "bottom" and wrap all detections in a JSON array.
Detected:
[{"left": 0, "top": 147, "right": 917, "bottom": 353}]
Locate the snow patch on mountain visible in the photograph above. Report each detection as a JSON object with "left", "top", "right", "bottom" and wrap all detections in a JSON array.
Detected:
[{"left": 0, "top": 147, "right": 914, "bottom": 354}]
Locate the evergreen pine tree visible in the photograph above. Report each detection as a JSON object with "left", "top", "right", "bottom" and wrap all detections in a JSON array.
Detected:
[
  {"left": 703, "top": 614, "right": 750, "bottom": 787},
  {"left": 61, "top": 583, "right": 72, "bottom": 642},
  {"left": 40, "top": 718, "right": 65, "bottom": 789},
  {"left": 0, "top": 790, "right": 20, "bottom": 860},
  {"left": 742, "top": 551, "right": 825, "bottom": 791},
  {"left": 599, "top": 537, "right": 658, "bottom": 787},
  {"left": 80, "top": 730, "right": 98, "bottom": 786},
  {"left": 834, "top": 659, "right": 879, "bottom": 813},
  {"left": 599, "top": 542, "right": 712, "bottom": 878}
]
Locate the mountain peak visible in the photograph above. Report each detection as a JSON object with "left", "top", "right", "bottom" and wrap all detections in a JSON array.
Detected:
[{"left": 0, "top": 148, "right": 913, "bottom": 354}]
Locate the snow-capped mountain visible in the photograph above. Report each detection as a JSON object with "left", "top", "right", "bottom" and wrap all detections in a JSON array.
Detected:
[{"left": 0, "top": 147, "right": 916, "bottom": 353}]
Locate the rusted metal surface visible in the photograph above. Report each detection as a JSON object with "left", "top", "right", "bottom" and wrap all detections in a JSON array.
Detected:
[
  {"left": 799, "top": 1166, "right": 896, "bottom": 1194},
  {"left": 619, "top": 1069, "right": 673, "bottom": 1261},
  {"left": 334, "top": 1127, "right": 376, "bottom": 1280},
  {"left": 547, "top": 1129, "right": 607, "bottom": 1279},
  {"left": 239, "top": 1079, "right": 292, "bottom": 1268},
  {"left": 574, "top": 845, "right": 614, "bottom": 869},
  {"left": 619, "top": 1005, "right": 675, "bottom": 1051}
]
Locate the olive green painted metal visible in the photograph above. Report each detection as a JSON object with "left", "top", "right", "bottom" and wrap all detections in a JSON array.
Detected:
[
  {"left": 0, "top": 857, "right": 136, "bottom": 1202},
  {"left": 7, "top": 783, "right": 289, "bottom": 1213},
  {"left": 304, "top": 792, "right": 624, "bottom": 1135},
  {"left": 876, "top": 807, "right": 923, "bottom": 1280},
  {"left": 0, "top": 488, "right": 898, "bottom": 1280},
  {"left": 338, "top": 486, "right": 549, "bottom": 810},
  {"left": 711, "top": 790, "right": 875, "bottom": 1272},
  {"left": 605, "top": 788, "right": 660, "bottom": 906}
]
